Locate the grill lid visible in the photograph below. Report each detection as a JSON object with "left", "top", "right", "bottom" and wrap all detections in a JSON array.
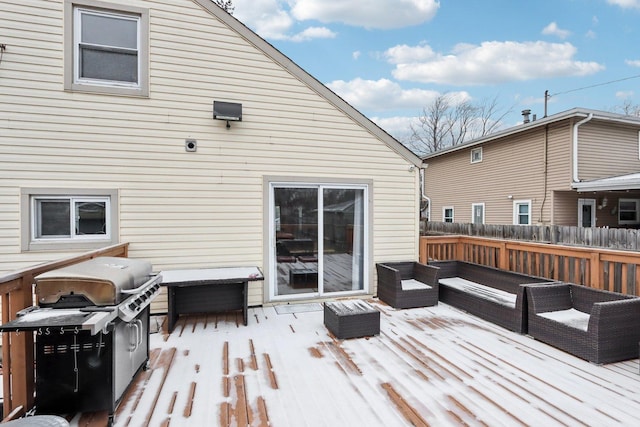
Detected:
[{"left": 35, "top": 257, "right": 153, "bottom": 307}]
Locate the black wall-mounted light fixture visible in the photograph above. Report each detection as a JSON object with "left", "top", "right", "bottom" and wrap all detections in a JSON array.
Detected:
[{"left": 213, "top": 101, "right": 242, "bottom": 129}]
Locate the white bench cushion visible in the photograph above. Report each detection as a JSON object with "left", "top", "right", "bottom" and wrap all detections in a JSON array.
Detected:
[
  {"left": 537, "top": 308, "right": 590, "bottom": 331},
  {"left": 401, "top": 279, "right": 432, "bottom": 291},
  {"left": 439, "top": 277, "right": 517, "bottom": 308}
]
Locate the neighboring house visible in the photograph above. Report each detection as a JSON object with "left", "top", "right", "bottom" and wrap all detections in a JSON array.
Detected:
[
  {"left": 422, "top": 108, "right": 640, "bottom": 228},
  {"left": 0, "top": 0, "right": 423, "bottom": 309}
]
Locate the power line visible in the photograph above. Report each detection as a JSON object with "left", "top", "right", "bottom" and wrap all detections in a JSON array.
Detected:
[{"left": 550, "top": 73, "right": 640, "bottom": 97}]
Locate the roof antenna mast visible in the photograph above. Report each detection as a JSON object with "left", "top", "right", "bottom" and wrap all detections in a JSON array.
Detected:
[{"left": 544, "top": 90, "right": 549, "bottom": 118}]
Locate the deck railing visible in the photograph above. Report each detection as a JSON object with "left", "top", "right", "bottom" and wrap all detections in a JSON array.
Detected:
[
  {"left": 419, "top": 235, "right": 640, "bottom": 296},
  {"left": 0, "top": 243, "right": 129, "bottom": 419}
]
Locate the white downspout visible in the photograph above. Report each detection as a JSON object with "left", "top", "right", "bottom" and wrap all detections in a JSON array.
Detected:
[
  {"left": 419, "top": 168, "right": 430, "bottom": 219},
  {"left": 573, "top": 113, "right": 593, "bottom": 182}
]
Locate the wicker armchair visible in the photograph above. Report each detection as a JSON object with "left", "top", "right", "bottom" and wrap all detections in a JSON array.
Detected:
[
  {"left": 527, "top": 283, "right": 640, "bottom": 364},
  {"left": 376, "top": 262, "right": 439, "bottom": 309}
]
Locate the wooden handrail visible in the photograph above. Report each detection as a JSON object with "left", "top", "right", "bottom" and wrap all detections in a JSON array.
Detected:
[
  {"left": 0, "top": 243, "right": 130, "bottom": 417},
  {"left": 420, "top": 235, "right": 640, "bottom": 296}
]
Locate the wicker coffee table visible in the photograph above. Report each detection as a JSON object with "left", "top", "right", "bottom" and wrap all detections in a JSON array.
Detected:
[{"left": 324, "top": 300, "right": 380, "bottom": 339}]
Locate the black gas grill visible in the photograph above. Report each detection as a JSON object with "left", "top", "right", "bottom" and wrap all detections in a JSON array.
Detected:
[{"left": 0, "top": 257, "right": 161, "bottom": 425}]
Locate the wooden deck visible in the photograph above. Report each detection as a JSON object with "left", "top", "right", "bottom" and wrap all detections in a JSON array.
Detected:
[{"left": 71, "top": 300, "right": 640, "bottom": 427}]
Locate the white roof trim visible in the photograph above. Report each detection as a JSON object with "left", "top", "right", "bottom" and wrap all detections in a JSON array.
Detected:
[
  {"left": 191, "top": 0, "right": 422, "bottom": 166},
  {"left": 572, "top": 173, "right": 640, "bottom": 192},
  {"left": 422, "top": 108, "right": 640, "bottom": 161}
]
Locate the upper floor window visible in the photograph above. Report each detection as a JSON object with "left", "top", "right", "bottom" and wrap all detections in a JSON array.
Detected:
[
  {"left": 513, "top": 200, "right": 531, "bottom": 225},
  {"left": 21, "top": 188, "right": 119, "bottom": 252},
  {"left": 618, "top": 199, "right": 640, "bottom": 225},
  {"left": 64, "top": 0, "right": 149, "bottom": 96},
  {"left": 443, "top": 207, "right": 454, "bottom": 223},
  {"left": 470, "top": 147, "right": 483, "bottom": 163}
]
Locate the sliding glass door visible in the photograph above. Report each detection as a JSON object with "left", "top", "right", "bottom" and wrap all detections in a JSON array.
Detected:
[{"left": 270, "top": 183, "right": 367, "bottom": 300}]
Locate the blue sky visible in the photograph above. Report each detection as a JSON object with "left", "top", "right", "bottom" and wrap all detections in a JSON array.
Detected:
[{"left": 232, "top": 0, "right": 640, "bottom": 145}]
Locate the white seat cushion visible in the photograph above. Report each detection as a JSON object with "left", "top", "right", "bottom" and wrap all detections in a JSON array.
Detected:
[
  {"left": 537, "top": 308, "right": 590, "bottom": 331},
  {"left": 401, "top": 279, "right": 431, "bottom": 291},
  {"left": 439, "top": 277, "right": 517, "bottom": 308}
]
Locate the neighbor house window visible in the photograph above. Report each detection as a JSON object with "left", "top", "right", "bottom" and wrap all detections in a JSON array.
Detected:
[
  {"left": 618, "top": 199, "right": 640, "bottom": 225},
  {"left": 513, "top": 200, "right": 531, "bottom": 225},
  {"left": 64, "top": 0, "right": 149, "bottom": 96},
  {"left": 443, "top": 207, "right": 454, "bottom": 223},
  {"left": 21, "top": 189, "right": 119, "bottom": 251},
  {"left": 472, "top": 203, "right": 484, "bottom": 224},
  {"left": 470, "top": 147, "right": 483, "bottom": 163}
]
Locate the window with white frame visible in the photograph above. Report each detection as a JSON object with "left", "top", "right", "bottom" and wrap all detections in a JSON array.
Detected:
[
  {"left": 472, "top": 203, "right": 484, "bottom": 224},
  {"left": 443, "top": 207, "right": 454, "bottom": 223},
  {"left": 470, "top": 147, "right": 482, "bottom": 163},
  {"left": 21, "top": 189, "right": 118, "bottom": 251},
  {"left": 513, "top": 200, "right": 531, "bottom": 225},
  {"left": 64, "top": 0, "right": 149, "bottom": 96},
  {"left": 618, "top": 199, "right": 640, "bottom": 225}
]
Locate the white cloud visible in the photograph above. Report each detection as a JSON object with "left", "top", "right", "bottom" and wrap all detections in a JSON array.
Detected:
[
  {"left": 607, "top": 0, "right": 640, "bottom": 9},
  {"left": 352, "top": 51, "right": 361, "bottom": 60},
  {"left": 616, "top": 90, "right": 634, "bottom": 99},
  {"left": 625, "top": 59, "right": 640, "bottom": 67},
  {"left": 542, "top": 22, "right": 571, "bottom": 39},
  {"left": 326, "top": 78, "right": 469, "bottom": 112},
  {"left": 585, "top": 30, "right": 597, "bottom": 39},
  {"left": 290, "top": 0, "right": 440, "bottom": 30},
  {"left": 370, "top": 116, "right": 416, "bottom": 140},
  {"left": 388, "top": 41, "right": 605, "bottom": 85},
  {"left": 233, "top": 0, "right": 439, "bottom": 40},
  {"left": 384, "top": 43, "right": 436, "bottom": 64},
  {"left": 290, "top": 26, "right": 337, "bottom": 42}
]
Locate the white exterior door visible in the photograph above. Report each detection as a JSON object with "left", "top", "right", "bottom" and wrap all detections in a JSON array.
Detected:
[{"left": 578, "top": 198, "right": 596, "bottom": 227}]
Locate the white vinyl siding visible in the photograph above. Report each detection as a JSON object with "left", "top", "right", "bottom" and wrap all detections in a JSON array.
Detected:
[{"left": 1, "top": 0, "right": 420, "bottom": 308}]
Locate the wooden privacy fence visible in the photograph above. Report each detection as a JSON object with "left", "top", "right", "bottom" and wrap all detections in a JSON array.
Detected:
[
  {"left": 425, "top": 221, "right": 640, "bottom": 251},
  {"left": 419, "top": 235, "right": 640, "bottom": 297},
  {"left": 0, "top": 243, "right": 129, "bottom": 420}
]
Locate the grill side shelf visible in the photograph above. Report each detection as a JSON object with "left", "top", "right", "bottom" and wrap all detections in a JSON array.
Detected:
[{"left": 0, "top": 308, "right": 117, "bottom": 335}]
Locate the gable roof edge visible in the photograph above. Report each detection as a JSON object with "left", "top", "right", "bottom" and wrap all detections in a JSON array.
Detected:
[
  {"left": 191, "top": 0, "right": 421, "bottom": 166},
  {"left": 422, "top": 107, "right": 640, "bottom": 161}
]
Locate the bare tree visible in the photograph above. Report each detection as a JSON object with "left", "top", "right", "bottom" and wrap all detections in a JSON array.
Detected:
[
  {"left": 613, "top": 100, "right": 640, "bottom": 117},
  {"left": 214, "top": 0, "right": 234, "bottom": 14},
  {"left": 407, "top": 93, "right": 511, "bottom": 155}
]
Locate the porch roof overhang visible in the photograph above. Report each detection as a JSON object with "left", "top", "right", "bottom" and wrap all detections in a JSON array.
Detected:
[{"left": 572, "top": 172, "right": 640, "bottom": 192}]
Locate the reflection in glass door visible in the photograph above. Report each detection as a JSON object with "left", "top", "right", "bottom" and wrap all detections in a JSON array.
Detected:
[{"left": 271, "top": 184, "right": 366, "bottom": 299}]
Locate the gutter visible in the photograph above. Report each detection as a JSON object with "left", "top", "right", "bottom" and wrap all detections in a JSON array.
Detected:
[{"left": 572, "top": 113, "right": 593, "bottom": 183}]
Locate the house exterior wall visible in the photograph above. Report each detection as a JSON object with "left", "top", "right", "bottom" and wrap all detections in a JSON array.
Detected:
[
  {"left": 424, "top": 115, "right": 640, "bottom": 227},
  {"left": 0, "top": 0, "right": 420, "bottom": 307},
  {"left": 577, "top": 121, "right": 640, "bottom": 181},
  {"left": 424, "top": 125, "right": 562, "bottom": 225}
]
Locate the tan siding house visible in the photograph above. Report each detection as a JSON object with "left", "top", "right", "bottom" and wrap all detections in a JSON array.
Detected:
[
  {"left": 0, "top": 0, "right": 422, "bottom": 308},
  {"left": 423, "top": 109, "right": 640, "bottom": 228}
]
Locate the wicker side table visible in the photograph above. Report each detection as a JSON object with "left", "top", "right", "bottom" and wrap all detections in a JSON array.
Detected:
[{"left": 324, "top": 300, "right": 380, "bottom": 339}]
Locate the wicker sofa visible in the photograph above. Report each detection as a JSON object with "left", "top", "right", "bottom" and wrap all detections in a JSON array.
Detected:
[
  {"left": 430, "top": 261, "right": 555, "bottom": 333},
  {"left": 375, "top": 262, "right": 439, "bottom": 309},
  {"left": 526, "top": 283, "right": 640, "bottom": 364}
]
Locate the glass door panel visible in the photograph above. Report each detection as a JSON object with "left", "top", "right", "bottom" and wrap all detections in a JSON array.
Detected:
[
  {"left": 274, "top": 187, "right": 319, "bottom": 297},
  {"left": 322, "top": 188, "right": 364, "bottom": 292}
]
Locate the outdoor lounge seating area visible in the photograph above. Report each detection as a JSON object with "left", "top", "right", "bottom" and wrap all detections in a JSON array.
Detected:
[
  {"left": 375, "top": 261, "right": 439, "bottom": 309},
  {"left": 527, "top": 282, "right": 640, "bottom": 364},
  {"left": 429, "top": 260, "right": 556, "bottom": 333}
]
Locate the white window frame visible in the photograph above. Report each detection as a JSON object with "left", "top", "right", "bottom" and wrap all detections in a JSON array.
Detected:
[
  {"left": 64, "top": 0, "right": 149, "bottom": 97},
  {"left": 470, "top": 147, "right": 483, "bottom": 163},
  {"left": 513, "top": 200, "right": 532, "bottom": 225},
  {"left": 21, "top": 188, "right": 119, "bottom": 252},
  {"left": 443, "top": 206, "right": 454, "bottom": 223},
  {"left": 578, "top": 198, "right": 596, "bottom": 228},
  {"left": 618, "top": 198, "right": 640, "bottom": 225},
  {"left": 472, "top": 203, "right": 485, "bottom": 225}
]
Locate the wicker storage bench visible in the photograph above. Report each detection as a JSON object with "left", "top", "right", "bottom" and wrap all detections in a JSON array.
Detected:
[
  {"left": 430, "top": 261, "right": 555, "bottom": 333},
  {"left": 324, "top": 300, "right": 380, "bottom": 339},
  {"left": 527, "top": 283, "right": 640, "bottom": 364}
]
